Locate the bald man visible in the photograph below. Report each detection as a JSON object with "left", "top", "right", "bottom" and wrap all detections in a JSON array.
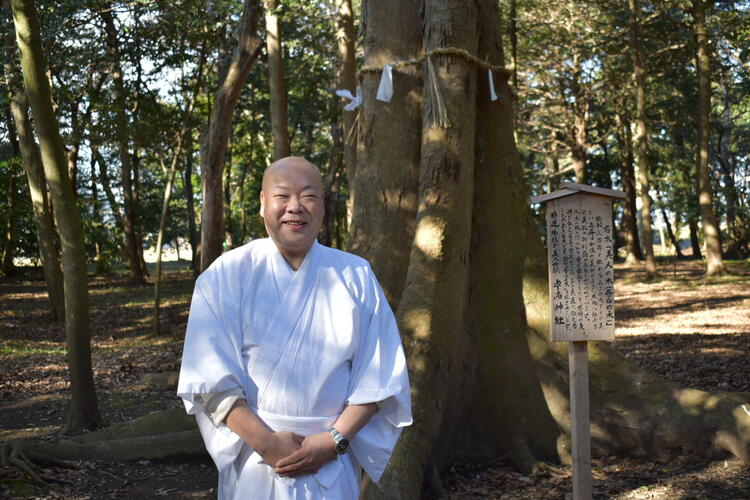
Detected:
[{"left": 178, "top": 157, "right": 412, "bottom": 499}]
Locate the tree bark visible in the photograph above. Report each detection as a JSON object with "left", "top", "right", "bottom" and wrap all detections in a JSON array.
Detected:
[
  {"left": 182, "top": 131, "right": 200, "bottom": 276},
  {"left": 100, "top": 4, "right": 145, "bottom": 285},
  {"left": 264, "top": 0, "right": 291, "bottom": 159},
  {"left": 615, "top": 113, "right": 644, "bottom": 263},
  {"left": 468, "top": 0, "right": 560, "bottom": 473},
  {"left": 1, "top": 103, "right": 19, "bottom": 277},
  {"left": 89, "top": 153, "right": 107, "bottom": 274},
  {"left": 92, "top": 148, "right": 123, "bottom": 231},
  {"left": 11, "top": 0, "right": 100, "bottom": 431},
  {"left": 335, "top": 0, "right": 356, "bottom": 227},
  {"left": 661, "top": 206, "right": 684, "bottom": 258},
  {"left": 628, "top": 0, "right": 657, "bottom": 279},
  {"left": 6, "top": 73, "right": 64, "bottom": 318},
  {"left": 692, "top": 0, "right": 723, "bottom": 275},
  {"left": 365, "top": 1, "right": 479, "bottom": 497},
  {"left": 200, "top": 0, "right": 263, "bottom": 271},
  {"left": 348, "top": 0, "right": 423, "bottom": 306}
]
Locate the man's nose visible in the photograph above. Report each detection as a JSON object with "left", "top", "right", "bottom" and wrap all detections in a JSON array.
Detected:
[{"left": 287, "top": 196, "right": 302, "bottom": 212}]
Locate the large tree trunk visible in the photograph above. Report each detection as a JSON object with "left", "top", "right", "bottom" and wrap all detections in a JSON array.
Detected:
[
  {"left": 365, "top": 2, "right": 479, "bottom": 497},
  {"left": 347, "top": 0, "right": 422, "bottom": 306},
  {"left": 200, "top": 0, "right": 263, "bottom": 271},
  {"left": 628, "top": 0, "right": 657, "bottom": 279},
  {"left": 264, "top": 0, "right": 291, "bottom": 160},
  {"left": 692, "top": 0, "right": 723, "bottom": 276},
  {"left": 467, "top": 0, "right": 560, "bottom": 473},
  {"left": 100, "top": 5, "right": 145, "bottom": 285},
  {"left": 335, "top": 0, "right": 356, "bottom": 227},
  {"left": 11, "top": 0, "right": 100, "bottom": 431},
  {"left": 615, "top": 113, "right": 644, "bottom": 263}
]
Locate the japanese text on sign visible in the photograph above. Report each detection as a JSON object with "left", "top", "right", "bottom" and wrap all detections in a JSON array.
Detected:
[{"left": 547, "top": 194, "right": 615, "bottom": 342}]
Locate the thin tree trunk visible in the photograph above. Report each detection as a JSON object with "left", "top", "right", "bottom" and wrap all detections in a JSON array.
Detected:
[
  {"left": 11, "top": 0, "right": 100, "bottom": 431},
  {"left": 100, "top": 5, "right": 145, "bottom": 284},
  {"left": 692, "top": 0, "right": 723, "bottom": 275},
  {"left": 546, "top": 130, "right": 560, "bottom": 192},
  {"left": 66, "top": 70, "right": 103, "bottom": 197},
  {"left": 661, "top": 205, "right": 684, "bottom": 258},
  {"left": 348, "top": 0, "right": 423, "bottom": 307},
  {"left": 4, "top": 24, "right": 64, "bottom": 319},
  {"left": 689, "top": 217, "right": 702, "bottom": 258},
  {"left": 183, "top": 132, "right": 200, "bottom": 275},
  {"left": 89, "top": 153, "right": 107, "bottom": 273},
  {"left": 1, "top": 98, "right": 19, "bottom": 277},
  {"left": 321, "top": 158, "right": 343, "bottom": 247},
  {"left": 509, "top": 0, "right": 517, "bottom": 89},
  {"left": 154, "top": 51, "right": 204, "bottom": 335},
  {"left": 367, "top": 1, "right": 479, "bottom": 497},
  {"left": 335, "top": 0, "right": 356, "bottom": 227},
  {"left": 265, "top": 0, "right": 291, "bottom": 159},
  {"left": 92, "top": 148, "right": 123, "bottom": 231},
  {"left": 223, "top": 143, "right": 233, "bottom": 249},
  {"left": 716, "top": 74, "right": 744, "bottom": 258},
  {"left": 200, "top": 0, "right": 263, "bottom": 271},
  {"left": 616, "top": 113, "right": 644, "bottom": 263},
  {"left": 629, "top": 0, "right": 657, "bottom": 279},
  {"left": 568, "top": 55, "right": 589, "bottom": 185}
]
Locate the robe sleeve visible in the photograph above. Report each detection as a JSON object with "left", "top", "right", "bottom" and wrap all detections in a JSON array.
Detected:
[
  {"left": 177, "top": 271, "right": 247, "bottom": 476},
  {"left": 346, "top": 265, "right": 412, "bottom": 483}
]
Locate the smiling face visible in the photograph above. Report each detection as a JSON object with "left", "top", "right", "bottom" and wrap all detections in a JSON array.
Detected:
[{"left": 260, "top": 157, "right": 325, "bottom": 269}]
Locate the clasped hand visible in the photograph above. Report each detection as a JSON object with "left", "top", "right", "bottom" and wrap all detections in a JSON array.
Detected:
[{"left": 261, "top": 431, "right": 337, "bottom": 478}]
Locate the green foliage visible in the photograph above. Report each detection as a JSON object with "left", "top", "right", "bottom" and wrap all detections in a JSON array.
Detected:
[{"left": 514, "top": 0, "right": 750, "bottom": 255}]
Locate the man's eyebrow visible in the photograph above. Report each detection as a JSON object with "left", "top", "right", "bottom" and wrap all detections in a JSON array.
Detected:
[{"left": 271, "top": 184, "right": 321, "bottom": 191}]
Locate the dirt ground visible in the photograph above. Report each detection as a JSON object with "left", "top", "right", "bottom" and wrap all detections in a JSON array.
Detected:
[{"left": 1, "top": 259, "right": 748, "bottom": 499}]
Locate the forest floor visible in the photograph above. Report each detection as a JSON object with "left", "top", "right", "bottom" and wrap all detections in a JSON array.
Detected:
[{"left": 0, "top": 258, "right": 748, "bottom": 499}]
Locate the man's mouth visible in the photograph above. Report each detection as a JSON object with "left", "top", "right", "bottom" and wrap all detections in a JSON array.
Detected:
[{"left": 284, "top": 221, "right": 306, "bottom": 227}]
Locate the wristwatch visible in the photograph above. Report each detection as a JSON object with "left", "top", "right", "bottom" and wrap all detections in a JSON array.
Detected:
[{"left": 329, "top": 427, "right": 350, "bottom": 455}]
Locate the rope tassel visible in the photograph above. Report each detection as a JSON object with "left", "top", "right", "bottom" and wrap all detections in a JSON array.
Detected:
[{"left": 426, "top": 56, "right": 450, "bottom": 129}]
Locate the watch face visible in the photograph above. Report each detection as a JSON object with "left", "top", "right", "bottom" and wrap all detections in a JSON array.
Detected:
[{"left": 335, "top": 438, "right": 350, "bottom": 454}]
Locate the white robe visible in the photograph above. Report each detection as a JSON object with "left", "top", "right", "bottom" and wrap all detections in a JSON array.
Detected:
[{"left": 177, "top": 239, "right": 412, "bottom": 499}]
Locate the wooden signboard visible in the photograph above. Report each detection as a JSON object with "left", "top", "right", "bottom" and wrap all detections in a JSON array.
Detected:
[
  {"left": 546, "top": 192, "right": 616, "bottom": 342},
  {"left": 530, "top": 182, "right": 626, "bottom": 500}
]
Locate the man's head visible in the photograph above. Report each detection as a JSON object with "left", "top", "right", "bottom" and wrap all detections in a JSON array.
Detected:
[{"left": 260, "top": 156, "right": 324, "bottom": 266}]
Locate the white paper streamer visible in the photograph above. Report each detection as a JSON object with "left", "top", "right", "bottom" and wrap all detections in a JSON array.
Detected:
[
  {"left": 376, "top": 64, "right": 394, "bottom": 102},
  {"left": 335, "top": 86, "right": 362, "bottom": 111},
  {"left": 488, "top": 69, "right": 498, "bottom": 101}
]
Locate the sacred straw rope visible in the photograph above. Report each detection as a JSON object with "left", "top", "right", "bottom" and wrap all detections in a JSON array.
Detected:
[{"left": 359, "top": 46, "right": 511, "bottom": 76}]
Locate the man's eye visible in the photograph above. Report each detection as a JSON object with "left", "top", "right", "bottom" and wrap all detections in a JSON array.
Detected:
[{"left": 275, "top": 194, "right": 289, "bottom": 198}]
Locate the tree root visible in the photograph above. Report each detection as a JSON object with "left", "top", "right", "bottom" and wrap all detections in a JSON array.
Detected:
[
  {"left": 0, "top": 409, "right": 205, "bottom": 492},
  {"left": 0, "top": 440, "right": 65, "bottom": 493},
  {"left": 527, "top": 328, "right": 750, "bottom": 466}
]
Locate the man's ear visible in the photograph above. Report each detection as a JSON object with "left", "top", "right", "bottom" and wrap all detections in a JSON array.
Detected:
[{"left": 259, "top": 190, "right": 265, "bottom": 218}]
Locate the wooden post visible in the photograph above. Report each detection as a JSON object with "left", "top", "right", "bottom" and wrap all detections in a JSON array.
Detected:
[
  {"left": 569, "top": 341, "right": 592, "bottom": 500},
  {"left": 530, "top": 182, "right": 626, "bottom": 500}
]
